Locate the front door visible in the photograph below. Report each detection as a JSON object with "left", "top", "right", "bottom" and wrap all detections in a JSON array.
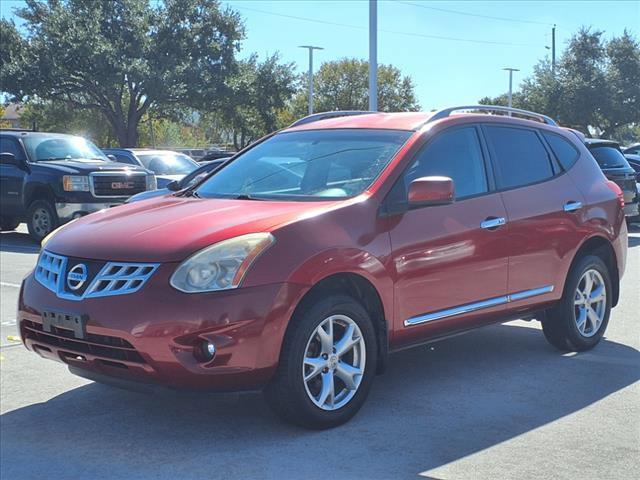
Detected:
[
  {"left": 0, "top": 136, "right": 28, "bottom": 216},
  {"left": 384, "top": 126, "right": 509, "bottom": 347}
]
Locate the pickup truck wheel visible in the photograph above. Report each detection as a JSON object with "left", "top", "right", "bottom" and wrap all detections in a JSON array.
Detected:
[
  {"left": 0, "top": 216, "right": 20, "bottom": 231},
  {"left": 264, "top": 294, "right": 377, "bottom": 429},
  {"left": 27, "top": 200, "right": 58, "bottom": 243},
  {"left": 542, "top": 255, "right": 611, "bottom": 352}
]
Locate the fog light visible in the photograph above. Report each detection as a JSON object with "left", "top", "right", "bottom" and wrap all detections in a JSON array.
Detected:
[{"left": 196, "top": 340, "right": 216, "bottom": 362}]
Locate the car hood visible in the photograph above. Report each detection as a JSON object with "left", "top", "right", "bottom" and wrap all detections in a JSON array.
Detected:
[
  {"left": 31, "top": 159, "right": 148, "bottom": 175},
  {"left": 156, "top": 174, "right": 185, "bottom": 188},
  {"left": 126, "top": 188, "right": 171, "bottom": 203},
  {"left": 45, "top": 195, "right": 340, "bottom": 262}
]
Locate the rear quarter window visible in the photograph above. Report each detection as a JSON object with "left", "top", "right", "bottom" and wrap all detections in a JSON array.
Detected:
[
  {"left": 542, "top": 132, "right": 579, "bottom": 170},
  {"left": 484, "top": 126, "right": 554, "bottom": 189}
]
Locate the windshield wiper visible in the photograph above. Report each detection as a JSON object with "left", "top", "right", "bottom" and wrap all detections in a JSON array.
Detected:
[
  {"left": 234, "top": 194, "right": 264, "bottom": 201},
  {"left": 182, "top": 190, "right": 200, "bottom": 198}
]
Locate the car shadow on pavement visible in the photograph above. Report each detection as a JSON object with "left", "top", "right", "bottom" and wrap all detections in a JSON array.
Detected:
[
  {"left": 1, "top": 322, "right": 638, "bottom": 479},
  {"left": 0, "top": 230, "right": 40, "bottom": 254}
]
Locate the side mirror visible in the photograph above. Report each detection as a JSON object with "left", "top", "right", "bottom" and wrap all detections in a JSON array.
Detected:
[
  {"left": 408, "top": 176, "right": 454, "bottom": 206},
  {"left": 0, "top": 152, "right": 22, "bottom": 167},
  {"left": 106, "top": 154, "right": 117, "bottom": 161},
  {"left": 166, "top": 180, "right": 180, "bottom": 191}
]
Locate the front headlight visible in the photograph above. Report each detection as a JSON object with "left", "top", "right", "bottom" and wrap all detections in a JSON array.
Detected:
[
  {"left": 62, "top": 175, "right": 90, "bottom": 191},
  {"left": 146, "top": 174, "right": 157, "bottom": 191},
  {"left": 170, "top": 233, "right": 275, "bottom": 293}
]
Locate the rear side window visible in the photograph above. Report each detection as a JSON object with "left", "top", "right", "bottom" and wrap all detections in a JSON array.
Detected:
[
  {"left": 484, "top": 126, "right": 554, "bottom": 189},
  {"left": 404, "top": 127, "right": 488, "bottom": 199},
  {"left": 543, "top": 132, "right": 579, "bottom": 170}
]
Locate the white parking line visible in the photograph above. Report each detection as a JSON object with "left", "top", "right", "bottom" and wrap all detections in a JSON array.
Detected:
[{"left": 0, "top": 282, "right": 21, "bottom": 289}]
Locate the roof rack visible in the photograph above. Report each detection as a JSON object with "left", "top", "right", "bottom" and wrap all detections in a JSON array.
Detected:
[
  {"left": 289, "top": 110, "right": 373, "bottom": 128},
  {"left": 428, "top": 105, "right": 557, "bottom": 126}
]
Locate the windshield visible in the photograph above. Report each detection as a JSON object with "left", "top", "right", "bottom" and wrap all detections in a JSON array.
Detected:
[
  {"left": 195, "top": 129, "right": 412, "bottom": 200},
  {"left": 24, "top": 136, "right": 109, "bottom": 162},
  {"left": 137, "top": 153, "right": 197, "bottom": 175},
  {"left": 590, "top": 146, "right": 630, "bottom": 169}
]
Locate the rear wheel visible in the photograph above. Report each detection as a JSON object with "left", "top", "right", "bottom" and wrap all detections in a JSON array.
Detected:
[
  {"left": 264, "top": 294, "right": 377, "bottom": 429},
  {"left": 26, "top": 199, "right": 58, "bottom": 243},
  {"left": 542, "top": 255, "right": 611, "bottom": 352},
  {"left": 0, "top": 216, "right": 20, "bottom": 231}
]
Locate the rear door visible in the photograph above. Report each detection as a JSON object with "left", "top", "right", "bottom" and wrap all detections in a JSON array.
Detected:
[
  {"left": 482, "top": 125, "right": 585, "bottom": 309},
  {"left": 386, "top": 126, "right": 509, "bottom": 346}
]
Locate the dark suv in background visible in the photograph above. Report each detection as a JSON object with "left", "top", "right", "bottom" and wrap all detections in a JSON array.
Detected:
[
  {"left": 584, "top": 139, "right": 639, "bottom": 219},
  {"left": 0, "top": 130, "right": 156, "bottom": 241}
]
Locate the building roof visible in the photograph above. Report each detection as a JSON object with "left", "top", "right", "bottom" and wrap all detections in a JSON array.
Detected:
[{"left": 1, "top": 103, "right": 23, "bottom": 121}]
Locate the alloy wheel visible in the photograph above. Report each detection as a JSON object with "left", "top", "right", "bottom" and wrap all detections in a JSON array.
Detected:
[
  {"left": 574, "top": 269, "right": 607, "bottom": 338},
  {"left": 302, "top": 314, "right": 366, "bottom": 411}
]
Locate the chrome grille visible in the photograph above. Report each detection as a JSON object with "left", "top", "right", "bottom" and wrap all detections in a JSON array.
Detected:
[
  {"left": 84, "top": 263, "right": 157, "bottom": 298},
  {"left": 90, "top": 172, "right": 147, "bottom": 197},
  {"left": 35, "top": 251, "right": 67, "bottom": 292},
  {"left": 35, "top": 251, "right": 158, "bottom": 300}
]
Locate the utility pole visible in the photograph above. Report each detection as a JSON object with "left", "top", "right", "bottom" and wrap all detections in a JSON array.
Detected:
[
  {"left": 502, "top": 68, "right": 519, "bottom": 111},
  {"left": 551, "top": 24, "right": 556, "bottom": 74},
  {"left": 369, "top": 0, "right": 378, "bottom": 111},
  {"left": 298, "top": 45, "right": 323, "bottom": 115}
]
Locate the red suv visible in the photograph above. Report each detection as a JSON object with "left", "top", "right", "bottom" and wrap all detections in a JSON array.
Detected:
[{"left": 19, "top": 106, "right": 627, "bottom": 428}]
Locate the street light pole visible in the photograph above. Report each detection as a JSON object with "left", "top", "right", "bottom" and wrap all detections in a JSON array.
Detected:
[
  {"left": 551, "top": 24, "right": 556, "bottom": 74},
  {"left": 502, "top": 67, "right": 520, "bottom": 111},
  {"left": 298, "top": 45, "right": 324, "bottom": 115},
  {"left": 369, "top": 0, "right": 377, "bottom": 111}
]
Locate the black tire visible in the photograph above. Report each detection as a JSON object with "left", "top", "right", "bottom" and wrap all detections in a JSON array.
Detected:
[
  {"left": 264, "top": 294, "right": 378, "bottom": 429},
  {"left": 0, "top": 216, "right": 20, "bottom": 231},
  {"left": 542, "top": 255, "right": 612, "bottom": 352},
  {"left": 26, "top": 199, "right": 58, "bottom": 243}
]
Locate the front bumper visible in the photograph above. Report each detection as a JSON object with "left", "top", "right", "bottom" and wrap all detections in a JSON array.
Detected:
[
  {"left": 55, "top": 202, "right": 125, "bottom": 223},
  {"left": 19, "top": 266, "right": 308, "bottom": 391}
]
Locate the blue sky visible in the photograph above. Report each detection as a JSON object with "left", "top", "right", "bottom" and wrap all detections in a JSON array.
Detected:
[{"left": 2, "top": 0, "right": 638, "bottom": 109}]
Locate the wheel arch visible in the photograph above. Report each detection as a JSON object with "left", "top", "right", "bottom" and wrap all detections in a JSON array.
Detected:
[
  {"left": 288, "top": 272, "right": 390, "bottom": 374},
  {"left": 567, "top": 235, "right": 620, "bottom": 307},
  {"left": 25, "top": 182, "right": 56, "bottom": 207}
]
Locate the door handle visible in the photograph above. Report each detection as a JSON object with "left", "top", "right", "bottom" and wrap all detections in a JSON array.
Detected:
[
  {"left": 563, "top": 201, "right": 583, "bottom": 212},
  {"left": 480, "top": 216, "right": 506, "bottom": 230}
]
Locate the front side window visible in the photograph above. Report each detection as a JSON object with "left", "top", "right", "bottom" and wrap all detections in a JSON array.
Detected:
[
  {"left": 484, "top": 126, "right": 554, "bottom": 189},
  {"left": 0, "top": 136, "right": 26, "bottom": 160},
  {"left": 195, "top": 129, "right": 412, "bottom": 200},
  {"left": 403, "top": 127, "right": 488, "bottom": 199},
  {"left": 23, "top": 135, "right": 108, "bottom": 162},
  {"left": 136, "top": 153, "right": 198, "bottom": 175},
  {"left": 589, "top": 146, "right": 630, "bottom": 169}
]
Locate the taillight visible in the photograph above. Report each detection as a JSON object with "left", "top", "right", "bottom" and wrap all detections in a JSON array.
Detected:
[{"left": 605, "top": 180, "right": 624, "bottom": 208}]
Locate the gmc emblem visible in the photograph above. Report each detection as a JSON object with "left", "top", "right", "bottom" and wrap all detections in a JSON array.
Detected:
[{"left": 111, "top": 181, "right": 135, "bottom": 189}]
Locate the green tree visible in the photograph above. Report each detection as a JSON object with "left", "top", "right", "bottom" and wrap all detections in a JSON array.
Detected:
[
  {"left": 290, "top": 58, "right": 420, "bottom": 117},
  {"left": 0, "top": 0, "right": 244, "bottom": 147},
  {"left": 203, "top": 53, "right": 298, "bottom": 150},
  {"left": 479, "top": 28, "right": 640, "bottom": 139}
]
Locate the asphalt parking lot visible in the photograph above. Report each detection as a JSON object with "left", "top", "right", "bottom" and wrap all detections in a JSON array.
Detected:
[{"left": 1, "top": 224, "right": 638, "bottom": 480}]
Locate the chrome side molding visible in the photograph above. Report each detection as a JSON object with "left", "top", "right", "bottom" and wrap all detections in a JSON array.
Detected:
[{"left": 404, "top": 285, "right": 554, "bottom": 327}]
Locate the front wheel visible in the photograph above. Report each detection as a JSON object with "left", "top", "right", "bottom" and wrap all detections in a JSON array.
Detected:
[
  {"left": 542, "top": 255, "right": 612, "bottom": 352},
  {"left": 26, "top": 200, "right": 58, "bottom": 243},
  {"left": 264, "top": 294, "right": 377, "bottom": 429}
]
